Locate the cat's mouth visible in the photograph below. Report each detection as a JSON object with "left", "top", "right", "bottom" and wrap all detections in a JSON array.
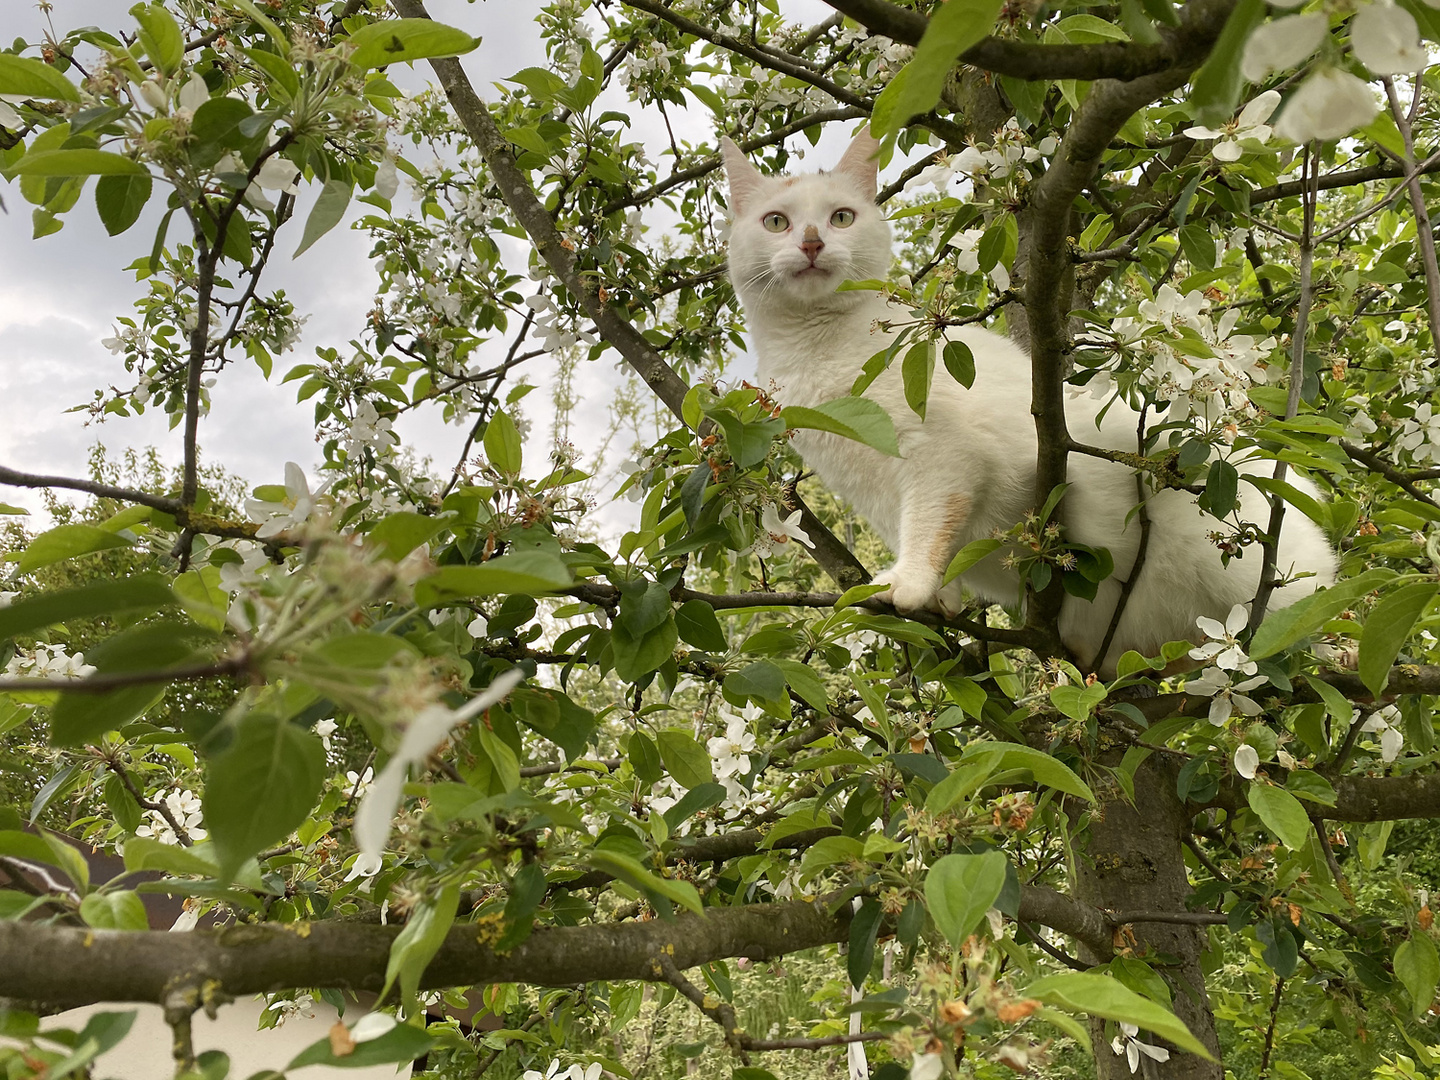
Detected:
[{"left": 794, "top": 265, "right": 829, "bottom": 277}]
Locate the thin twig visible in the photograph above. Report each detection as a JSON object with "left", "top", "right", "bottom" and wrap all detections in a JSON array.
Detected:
[
  {"left": 1383, "top": 77, "right": 1440, "bottom": 340},
  {"left": 1312, "top": 816, "right": 1354, "bottom": 904},
  {"left": 1091, "top": 407, "right": 1153, "bottom": 674},
  {"left": 1340, "top": 440, "right": 1440, "bottom": 509},
  {"left": 1257, "top": 977, "right": 1285, "bottom": 1078},
  {"left": 107, "top": 758, "right": 195, "bottom": 848},
  {"left": 1250, "top": 145, "right": 1317, "bottom": 633},
  {"left": 656, "top": 951, "right": 751, "bottom": 1065},
  {"left": 0, "top": 658, "right": 245, "bottom": 695}
]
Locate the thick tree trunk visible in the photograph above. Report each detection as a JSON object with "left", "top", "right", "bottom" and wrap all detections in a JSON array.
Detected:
[{"left": 1074, "top": 754, "right": 1224, "bottom": 1079}]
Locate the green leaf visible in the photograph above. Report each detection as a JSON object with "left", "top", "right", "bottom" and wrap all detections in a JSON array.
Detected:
[
  {"left": 781, "top": 396, "right": 900, "bottom": 457},
  {"left": 1395, "top": 934, "right": 1440, "bottom": 1018},
  {"left": 943, "top": 340, "right": 976, "bottom": 388},
  {"left": 662, "top": 782, "right": 726, "bottom": 831},
  {"left": 413, "top": 550, "right": 573, "bottom": 607},
  {"left": 675, "top": 599, "right": 728, "bottom": 651},
  {"left": 848, "top": 897, "right": 883, "bottom": 989},
  {"left": 484, "top": 410, "right": 523, "bottom": 475},
  {"left": 924, "top": 850, "right": 1007, "bottom": 946},
  {"left": 1024, "top": 972, "right": 1213, "bottom": 1059},
  {"left": 79, "top": 890, "right": 149, "bottom": 931},
  {"left": 203, "top": 712, "right": 326, "bottom": 880},
  {"left": 123, "top": 835, "right": 219, "bottom": 877},
  {"left": 960, "top": 742, "right": 1095, "bottom": 802},
  {"left": 12, "top": 148, "right": 147, "bottom": 178},
  {"left": 0, "top": 53, "right": 80, "bottom": 102},
  {"left": 942, "top": 537, "right": 1003, "bottom": 586},
  {"left": 1359, "top": 583, "right": 1438, "bottom": 697},
  {"left": 366, "top": 511, "right": 449, "bottom": 561},
  {"left": 656, "top": 728, "right": 714, "bottom": 789},
  {"left": 1187, "top": 0, "right": 1267, "bottom": 126},
  {"left": 95, "top": 172, "right": 153, "bottom": 236},
  {"left": 587, "top": 849, "right": 704, "bottom": 915},
  {"left": 611, "top": 614, "right": 678, "bottom": 682},
  {"left": 292, "top": 178, "right": 352, "bottom": 257},
  {"left": 1249, "top": 569, "right": 1393, "bottom": 659},
  {"left": 869, "top": 0, "right": 1006, "bottom": 135},
  {"left": 16, "top": 523, "right": 134, "bottom": 572},
  {"left": 901, "top": 340, "right": 935, "bottom": 420},
  {"left": 347, "top": 18, "right": 480, "bottom": 69},
  {"left": 1203, "top": 459, "right": 1238, "bottom": 518},
  {"left": 1247, "top": 784, "right": 1311, "bottom": 850},
  {"left": 629, "top": 731, "right": 663, "bottom": 785},
  {"left": 288, "top": 1018, "right": 434, "bottom": 1069},
  {"left": 50, "top": 621, "right": 218, "bottom": 746},
  {"left": 191, "top": 96, "right": 254, "bottom": 148},
  {"left": 774, "top": 658, "right": 829, "bottom": 712},
  {"left": 382, "top": 884, "right": 459, "bottom": 1005},
  {"left": 0, "top": 574, "right": 173, "bottom": 640},
  {"left": 131, "top": 2, "right": 184, "bottom": 72},
  {"left": 1049, "top": 682, "right": 1107, "bottom": 723},
  {"left": 713, "top": 411, "right": 785, "bottom": 469}
]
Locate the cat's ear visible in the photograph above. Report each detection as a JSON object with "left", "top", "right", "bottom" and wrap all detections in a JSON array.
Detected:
[
  {"left": 834, "top": 127, "right": 880, "bottom": 200},
  {"left": 720, "top": 137, "right": 762, "bottom": 213}
]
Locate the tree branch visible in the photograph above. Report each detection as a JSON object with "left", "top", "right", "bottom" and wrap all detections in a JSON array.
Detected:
[
  {"left": 0, "top": 900, "right": 856, "bottom": 1009},
  {"left": 821, "top": 0, "right": 1238, "bottom": 82},
  {"left": 391, "top": 0, "right": 695, "bottom": 424}
]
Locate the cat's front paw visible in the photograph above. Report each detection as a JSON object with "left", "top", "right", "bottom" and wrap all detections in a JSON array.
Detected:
[{"left": 872, "top": 567, "right": 941, "bottom": 615}]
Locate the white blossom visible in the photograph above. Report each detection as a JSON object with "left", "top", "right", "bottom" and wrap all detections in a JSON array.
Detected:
[
  {"left": 1361, "top": 705, "right": 1405, "bottom": 762},
  {"left": 344, "top": 399, "right": 399, "bottom": 457},
  {"left": 708, "top": 706, "right": 758, "bottom": 778},
  {"left": 1234, "top": 743, "right": 1261, "bottom": 779},
  {"left": 343, "top": 851, "right": 384, "bottom": 881},
  {"left": 1351, "top": 1, "right": 1428, "bottom": 75},
  {"left": 1186, "top": 90, "right": 1282, "bottom": 161},
  {"left": 1186, "top": 667, "right": 1269, "bottom": 726},
  {"left": 760, "top": 504, "right": 815, "bottom": 550},
  {"left": 266, "top": 992, "right": 315, "bottom": 1025},
  {"left": 374, "top": 156, "right": 399, "bottom": 200},
  {"left": 350, "top": 1012, "right": 397, "bottom": 1043},
  {"left": 244, "top": 462, "right": 329, "bottom": 538},
  {"left": 1274, "top": 68, "right": 1381, "bottom": 143},
  {"left": 3, "top": 642, "right": 96, "bottom": 680},
  {"left": 177, "top": 72, "right": 209, "bottom": 112},
  {"left": 353, "top": 669, "right": 524, "bottom": 865},
  {"left": 523, "top": 1059, "right": 567, "bottom": 1080},
  {"left": 345, "top": 766, "right": 375, "bottom": 798},
  {"left": 1398, "top": 402, "right": 1440, "bottom": 463},
  {"left": 1239, "top": 16, "right": 1327, "bottom": 85},
  {"left": 135, "top": 789, "right": 207, "bottom": 845},
  {"left": 1110, "top": 1023, "right": 1171, "bottom": 1073},
  {"left": 910, "top": 1052, "right": 944, "bottom": 1080},
  {"left": 1190, "top": 604, "right": 1257, "bottom": 673}
]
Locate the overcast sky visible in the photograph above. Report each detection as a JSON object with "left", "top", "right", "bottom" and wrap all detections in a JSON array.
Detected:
[{"left": 0, "top": 0, "right": 895, "bottom": 535}]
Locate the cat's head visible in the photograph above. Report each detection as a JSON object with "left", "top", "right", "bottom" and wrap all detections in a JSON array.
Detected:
[{"left": 721, "top": 129, "right": 891, "bottom": 316}]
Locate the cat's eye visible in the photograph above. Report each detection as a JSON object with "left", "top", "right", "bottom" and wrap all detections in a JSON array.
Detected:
[
  {"left": 761, "top": 212, "right": 789, "bottom": 233},
  {"left": 831, "top": 208, "right": 856, "bottom": 228}
]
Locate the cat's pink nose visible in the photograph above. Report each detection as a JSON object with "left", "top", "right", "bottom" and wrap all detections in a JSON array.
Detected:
[{"left": 800, "top": 233, "right": 824, "bottom": 263}]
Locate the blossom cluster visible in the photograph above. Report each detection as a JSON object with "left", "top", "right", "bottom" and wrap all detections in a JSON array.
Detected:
[
  {"left": 2, "top": 642, "right": 95, "bottom": 680},
  {"left": 1096, "top": 285, "right": 1277, "bottom": 434},
  {"left": 136, "top": 788, "right": 207, "bottom": 846}
]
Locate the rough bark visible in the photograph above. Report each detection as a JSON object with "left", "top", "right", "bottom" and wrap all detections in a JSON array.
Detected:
[{"left": 1074, "top": 755, "right": 1223, "bottom": 1080}]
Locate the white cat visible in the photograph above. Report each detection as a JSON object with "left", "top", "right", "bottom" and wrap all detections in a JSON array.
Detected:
[{"left": 721, "top": 130, "right": 1338, "bottom": 676}]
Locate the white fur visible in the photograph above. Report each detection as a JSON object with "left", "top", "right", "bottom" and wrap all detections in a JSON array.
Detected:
[{"left": 722, "top": 131, "right": 1338, "bottom": 676}]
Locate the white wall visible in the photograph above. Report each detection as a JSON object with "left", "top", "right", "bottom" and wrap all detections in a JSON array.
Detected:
[{"left": 32, "top": 999, "right": 414, "bottom": 1080}]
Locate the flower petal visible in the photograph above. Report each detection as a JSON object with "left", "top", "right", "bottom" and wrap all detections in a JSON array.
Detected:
[
  {"left": 1275, "top": 68, "right": 1381, "bottom": 143},
  {"left": 1240, "top": 13, "right": 1328, "bottom": 83},
  {"left": 1352, "top": 1, "right": 1428, "bottom": 74}
]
